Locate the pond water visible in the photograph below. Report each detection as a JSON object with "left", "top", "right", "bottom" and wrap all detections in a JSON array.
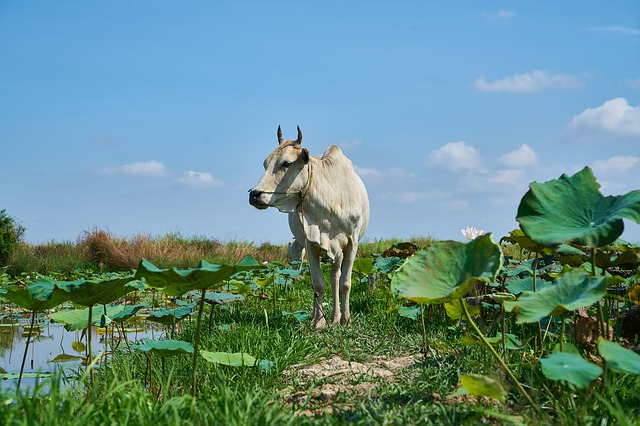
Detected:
[{"left": 0, "top": 315, "right": 164, "bottom": 393}]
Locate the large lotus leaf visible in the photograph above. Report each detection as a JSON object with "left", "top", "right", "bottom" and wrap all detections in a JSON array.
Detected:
[
  {"left": 132, "top": 339, "right": 194, "bottom": 357},
  {"left": 540, "top": 352, "right": 602, "bottom": 388},
  {"left": 0, "top": 278, "right": 69, "bottom": 311},
  {"left": 516, "top": 167, "right": 640, "bottom": 248},
  {"left": 391, "top": 234, "right": 502, "bottom": 304},
  {"left": 504, "top": 269, "right": 606, "bottom": 324},
  {"left": 48, "top": 305, "right": 129, "bottom": 331},
  {"left": 56, "top": 276, "right": 138, "bottom": 307},
  {"left": 597, "top": 338, "right": 640, "bottom": 375},
  {"left": 459, "top": 374, "right": 508, "bottom": 402},
  {"left": 135, "top": 257, "right": 263, "bottom": 297}
]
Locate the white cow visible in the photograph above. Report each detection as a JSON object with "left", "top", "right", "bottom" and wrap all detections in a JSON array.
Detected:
[{"left": 249, "top": 126, "right": 370, "bottom": 327}]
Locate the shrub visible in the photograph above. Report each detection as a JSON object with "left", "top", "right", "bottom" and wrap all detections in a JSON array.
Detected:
[{"left": 0, "top": 209, "right": 25, "bottom": 264}]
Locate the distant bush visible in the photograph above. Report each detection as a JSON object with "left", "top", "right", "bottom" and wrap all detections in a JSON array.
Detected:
[{"left": 0, "top": 209, "right": 25, "bottom": 264}]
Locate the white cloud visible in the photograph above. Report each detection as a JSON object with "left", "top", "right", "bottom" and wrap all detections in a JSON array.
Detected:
[
  {"left": 98, "top": 160, "right": 169, "bottom": 177},
  {"left": 427, "top": 141, "right": 482, "bottom": 172},
  {"left": 482, "top": 9, "right": 516, "bottom": 19},
  {"left": 175, "top": 171, "right": 222, "bottom": 188},
  {"left": 460, "top": 169, "right": 528, "bottom": 192},
  {"left": 568, "top": 98, "right": 640, "bottom": 138},
  {"left": 498, "top": 144, "right": 538, "bottom": 168},
  {"left": 355, "top": 165, "right": 415, "bottom": 184},
  {"left": 588, "top": 26, "right": 640, "bottom": 35},
  {"left": 473, "top": 70, "right": 581, "bottom": 93},
  {"left": 591, "top": 156, "right": 639, "bottom": 176}
]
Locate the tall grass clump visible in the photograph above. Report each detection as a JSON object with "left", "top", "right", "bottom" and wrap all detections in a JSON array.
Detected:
[{"left": 6, "top": 228, "right": 290, "bottom": 276}]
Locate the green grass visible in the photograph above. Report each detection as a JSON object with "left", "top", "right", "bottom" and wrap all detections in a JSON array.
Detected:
[{"left": 1, "top": 239, "right": 639, "bottom": 425}]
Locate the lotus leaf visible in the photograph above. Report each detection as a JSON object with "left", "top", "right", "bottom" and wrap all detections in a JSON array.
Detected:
[
  {"left": 459, "top": 374, "right": 508, "bottom": 402},
  {"left": 199, "top": 351, "right": 258, "bottom": 367},
  {"left": 0, "top": 278, "right": 69, "bottom": 311},
  {"left": 540, "top": 352, "right": 602, "bottom": 388},
  {"left": 146, "top": 305, "right": 194, "bottom": 325},
  {"left": 56, "top": 276, "right": 139, "bottom": 307},
  {"left": 48, "top": 305, "right": 129, "bottom": 331},
  {"left": 398, "top": 306, "right": 421, "bottom": 320},
  {"left": 135, "top": 256, "right": 263, "bottom": 297},
  {"left": 516, "top": 167, "right": 640, "bottom": 248},
  {"left": 391, "top": 234, "right": 502, "bottom": 304},
  {"left": 504, "top": 269, "right": 606, "bottom": 324},
  {"left": 132, "top": 339, "right": 194, "bottom": 357},
  {"left": 597, "top": 338, "right": 640, "bottom": 375}
]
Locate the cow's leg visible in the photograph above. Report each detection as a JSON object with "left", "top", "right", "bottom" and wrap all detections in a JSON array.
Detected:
[
  {"left": 339, "top": 239, "right": 358, "bottom": 326},
  {"left": 330, "top": 251, "right": 344, "bottom": 324},
  {"left": 306, "top": 244, "right": 327, "bottom": 328}
]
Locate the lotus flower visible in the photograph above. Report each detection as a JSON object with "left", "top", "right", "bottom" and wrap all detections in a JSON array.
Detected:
[{"left": 461, "top": 226, "right": 485, "bottom": 240}]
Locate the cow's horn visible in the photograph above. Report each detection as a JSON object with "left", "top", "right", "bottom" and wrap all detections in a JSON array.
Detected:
[
  {"left": 295, "top": 126, "right": 303, "bottom": 145},
  {"left": 277, "top": 125, "right": 284, "bottom": 144}
]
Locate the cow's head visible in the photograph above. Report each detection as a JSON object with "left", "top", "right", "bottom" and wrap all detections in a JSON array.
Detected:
[{"left": 249, "top": 125, "right": 310, "bottom": 213}]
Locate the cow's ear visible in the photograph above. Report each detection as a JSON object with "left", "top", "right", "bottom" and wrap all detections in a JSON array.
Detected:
[{"left": 302, "top": 148, "right": 310, "bottom": 164}]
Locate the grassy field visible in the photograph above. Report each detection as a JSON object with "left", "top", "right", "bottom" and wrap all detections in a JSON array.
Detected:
[{"left": 1, "top": 231, "right": 639, "bottom": 425}]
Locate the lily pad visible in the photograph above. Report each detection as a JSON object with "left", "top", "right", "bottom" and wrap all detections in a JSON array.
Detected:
[
  {"left": 540, "top": 352, "right": 602, "bottom": 388},
  {"left": 199, "top": 351, "right": 274, "bottom": 371},
  {"left": 516, "top": 167, "right": 640, "bottom": 248},
  {"left": 504, "top": 269, "right": 606, "bottom": 324},
  {"left": 391, "top": 234, "right": 502, "bottom": 304}
]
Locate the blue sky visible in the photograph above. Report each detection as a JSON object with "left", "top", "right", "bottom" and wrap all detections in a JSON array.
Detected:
[{"left": 2, "top": 1, "right": 639, "bottom": 245}]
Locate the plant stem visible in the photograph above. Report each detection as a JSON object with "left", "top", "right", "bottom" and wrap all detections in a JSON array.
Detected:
[
  {"left": 533, "top": 252, "right": 543, "bottom": 348},
  {"left": 501, "top": 305, "right": 507, "bottom": 363},
  {"left": 273, "top": 273, "right": 277, "bottom": 317},
  {"left": 88, "top": 304, "right": 94, "bottom": 386},
  {"left": 461, "top": 298, "right": 541, "bottom": 416},
  {"left": 17, "top": 309, "right": 37, "bottom": 391},
  {"left": 191, "top": 288, "right": 206, "bottom": 397},
  {"left": 559, "top": 314, "right": 565, "bottom": 352},
  {"left": 420, "top": 304, "right": 428, "bottom": 363},
  {"left": 591, "top": 248, "right": 606, "bottom": 339}
]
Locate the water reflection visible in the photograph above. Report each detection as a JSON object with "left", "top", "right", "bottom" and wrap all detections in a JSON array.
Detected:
[{"left": 0, "top": 315, "right": 164, "bottom": 392}]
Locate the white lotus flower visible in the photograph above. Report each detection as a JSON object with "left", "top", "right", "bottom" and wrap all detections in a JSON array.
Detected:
[{"left": 461, "top": 226, "right": 485, "bottom": 240}]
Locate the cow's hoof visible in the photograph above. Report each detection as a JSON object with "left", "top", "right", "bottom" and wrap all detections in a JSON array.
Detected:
[
  {"left": 340, "top": 316, "right": 351, "bottom": 326},
  {"left": 314, "top": 317, "right": 327, "bottom": 329}
]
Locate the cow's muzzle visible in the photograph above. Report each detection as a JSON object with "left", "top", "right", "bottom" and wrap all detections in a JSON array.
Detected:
[{"left": 248, "top": 189, "right": 269, "bottom": 210}]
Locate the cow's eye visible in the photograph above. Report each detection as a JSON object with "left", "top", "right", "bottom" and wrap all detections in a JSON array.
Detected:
[{"left": 281, "top": 161, "right": 292, "bottom": 170}]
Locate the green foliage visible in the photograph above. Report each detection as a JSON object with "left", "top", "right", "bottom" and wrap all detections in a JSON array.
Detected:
[
  {"left": 540, "top": 352, "right": 603, "bottom": 388},
  {"left": 0, "top": 209, "right": 24, "bottom": 265},
  {"left": 391, "top": 234, "right": 502, "bottom": 304},
  {"left": 504, "top": 269, "right": 607, "bottom": 323},
  {"left": 516, "top": 167, "right": 640, "bottom": 248},
  {"left": 132, "top": 339, "right": 195, "bottom": 357}
]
